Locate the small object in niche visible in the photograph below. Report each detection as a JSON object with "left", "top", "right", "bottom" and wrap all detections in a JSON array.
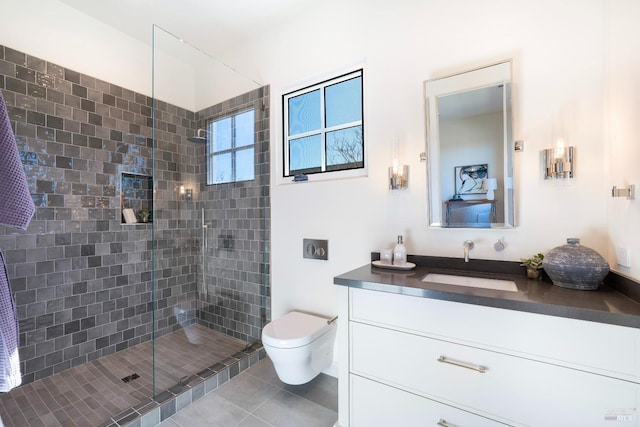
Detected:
[
  {"left": 449, "top": 194, "right": 463, "bottom": 201},
  {"left": 293, "top": 174, "right": 308, "bottom": 182},
  {"left": 520, "top": 253, "right": 544, "bottom": 280},
  {"left": 122, "top": 208, "right": 137, "bottom": 224},
  {"left": 139, "top": 209, "right": 151, "bottom": 223},
  {"left": 542, "top": 238, "right": 609, "bottom": 290}
]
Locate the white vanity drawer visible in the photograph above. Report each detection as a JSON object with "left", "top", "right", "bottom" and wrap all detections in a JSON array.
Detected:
[
  {"left": 351, "top": 321, "right": 640, "bottom": 426},
  {"left": 349, "top": 287, "right": 640, "bottom": 381},
  {"left": 351, "top": 374, "right": 507, "bottom": 427}
]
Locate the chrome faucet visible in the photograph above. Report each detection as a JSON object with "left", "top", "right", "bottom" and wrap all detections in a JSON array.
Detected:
[{"left": 463, "top": 240, "right": 475, "bottom": 262}]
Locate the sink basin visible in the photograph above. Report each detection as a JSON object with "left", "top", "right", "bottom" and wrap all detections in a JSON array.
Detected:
[{"left": 422, "top": 273, "right": 518, "bottom": 292}]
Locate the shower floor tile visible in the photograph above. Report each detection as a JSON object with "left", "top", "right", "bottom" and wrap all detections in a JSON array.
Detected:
[{"left": 0, "top": 324, "right": 247, "bottom": 427}]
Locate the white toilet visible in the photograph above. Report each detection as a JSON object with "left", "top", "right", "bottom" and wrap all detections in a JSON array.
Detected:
[{"left": 262, "top": 311, "right": 337, "bottom": 385}]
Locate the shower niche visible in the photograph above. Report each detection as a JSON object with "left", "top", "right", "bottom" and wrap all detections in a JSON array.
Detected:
[{"left": 120, "top": 172, "right": 153, "bottom": 224}]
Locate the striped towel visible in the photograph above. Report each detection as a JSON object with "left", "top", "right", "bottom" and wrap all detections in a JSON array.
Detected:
[{"left": 0, "top": 90, "right": 35, "bottom": 230}]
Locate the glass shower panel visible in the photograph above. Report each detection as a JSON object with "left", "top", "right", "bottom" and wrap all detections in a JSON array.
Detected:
[{"left": 151, "top": 25, "right": 269, "bottom": 399}]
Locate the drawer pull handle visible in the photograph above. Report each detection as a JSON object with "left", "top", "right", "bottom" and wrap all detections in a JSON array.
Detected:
[
  {"left": 437, "top": 419, "right": 457, "bottom": 427},
  {"left": 437, "top": 356, "right": 487, "bottom": 373}
]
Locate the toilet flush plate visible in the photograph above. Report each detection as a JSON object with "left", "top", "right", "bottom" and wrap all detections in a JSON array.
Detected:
[{"left": 303, "top": 238, "right": 328, "bottom": 260}]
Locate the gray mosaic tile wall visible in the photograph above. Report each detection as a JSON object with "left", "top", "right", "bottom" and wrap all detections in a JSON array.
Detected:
[{"left": 0, "top": 44, "right": 271, "bottom": 386}]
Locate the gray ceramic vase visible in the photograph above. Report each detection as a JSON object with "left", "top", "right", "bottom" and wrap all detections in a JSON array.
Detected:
[{"left": 542, "top": 238, "right": 609, "bottom": 290}]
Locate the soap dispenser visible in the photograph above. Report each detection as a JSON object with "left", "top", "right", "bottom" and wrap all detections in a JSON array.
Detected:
[{"left": 393, "top": 235, "right": 407, "bottom": 266}]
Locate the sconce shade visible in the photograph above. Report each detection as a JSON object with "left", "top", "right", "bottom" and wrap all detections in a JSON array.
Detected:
[
  {"left": 544, "top": 146, "right": 574, "bottom": 179},
  {"left": 178, "top": 185, "right": 193, "bottom": 202},
  {"left": 389, "top": 165, "right": 409, "bottom": 190}
]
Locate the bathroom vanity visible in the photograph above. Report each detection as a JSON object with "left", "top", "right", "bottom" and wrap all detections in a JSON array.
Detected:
[{"left": 334, "top": 257, "right": 640, "bottom": 427}]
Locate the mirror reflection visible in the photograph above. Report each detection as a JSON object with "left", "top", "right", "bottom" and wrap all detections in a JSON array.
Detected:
[{"left": 425, "top": 61, "right": 515, "bottom": 228}]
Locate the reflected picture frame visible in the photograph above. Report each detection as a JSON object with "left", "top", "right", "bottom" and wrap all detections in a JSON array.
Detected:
[{"left": 454, "top": 163, "right": 488, "bottom": 195}]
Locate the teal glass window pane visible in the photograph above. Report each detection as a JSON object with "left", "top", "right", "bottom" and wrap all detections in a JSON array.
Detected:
[
  {"left": 236, "top": 110, "right": 254, "bottom": 148},
  {"left": 325, "top": 77, "right": 362, "bottom": 128},
  {"left": 326, "top": 125, "right": 363, "bottom": 167},
  {"left": 288, "top": 90, "right": 321, "bottom": 136},
  {"left": 235, "top": 148, "right": 255, "bottom": 182},
  {"left": 210, "top": 117, "right": 232, "bottom": 151},
  {"left": 211, "top": 152, "right": 232, "bottom": 184},
  {"left": 289, "top": 134, "right": 322, "bottom": 172}
]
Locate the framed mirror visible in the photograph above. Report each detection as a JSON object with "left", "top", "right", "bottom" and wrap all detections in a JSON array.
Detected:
[{"left": 424, "top": 60, "right": 515, "bottom": 228}]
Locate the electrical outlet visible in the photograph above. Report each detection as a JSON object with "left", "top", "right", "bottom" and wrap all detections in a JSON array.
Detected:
[{"left": 616, "top": 247, "right": 631, "bottom": 268}]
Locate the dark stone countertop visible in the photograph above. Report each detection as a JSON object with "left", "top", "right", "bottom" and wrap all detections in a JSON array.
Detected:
[{"left": 333, "top": 255, "right": 640, "bottom": 329}]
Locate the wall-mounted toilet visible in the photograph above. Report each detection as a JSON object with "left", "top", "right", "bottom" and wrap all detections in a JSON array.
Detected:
[{"left": 262, "top": 311, "right": 337, "bottom": 385}]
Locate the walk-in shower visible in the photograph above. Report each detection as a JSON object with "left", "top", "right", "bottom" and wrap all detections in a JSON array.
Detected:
[
  {"left": 150, "top": 21, "right": 270, "bottom": 409},
  {"left": 0, "top": 25, "right": 270, "bottom": 427}
]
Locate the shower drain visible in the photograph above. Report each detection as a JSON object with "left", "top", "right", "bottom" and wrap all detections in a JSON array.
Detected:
[{"left": 121, "top": 373, "right": 140, "bottom": 383}]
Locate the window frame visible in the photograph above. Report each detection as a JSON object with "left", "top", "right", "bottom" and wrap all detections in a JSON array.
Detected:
[
  {"left": 282, "top": 68, "right": 365, "bottom": 179},
  {"left": 206, "top": 108, "right": 255, "bottom": 185}
]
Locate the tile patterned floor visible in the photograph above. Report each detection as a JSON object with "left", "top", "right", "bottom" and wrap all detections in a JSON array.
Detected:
[
  {"left": 159, "top": 357, "right": 338, "bottom": 427},
  {"left": 0, "top": 324, "right": 247, "bottom": 427}
]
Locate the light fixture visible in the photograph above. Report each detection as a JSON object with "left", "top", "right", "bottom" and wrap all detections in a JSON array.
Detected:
[
  {"left": 179, "top": 185, "right": 193, "bottom": 202},
  {"left": 389, "top": 139, "right": 408, "bottom": 190},
  {"left": 543, "top": 138, "right": 574, "bottom": 179},
  {"left": 389, "top": 165, "right": 408, "bottom": 190},
  {"left": 485, "top": 178, "right": 497, "bottom": 200}
]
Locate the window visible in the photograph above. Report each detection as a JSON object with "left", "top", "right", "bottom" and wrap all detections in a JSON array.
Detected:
[
  {"left": 206, "top": 109, "right": 255, "bottom": 185},
  {"left": 283, "top": 69, "right": 364, "bottom": 177}
]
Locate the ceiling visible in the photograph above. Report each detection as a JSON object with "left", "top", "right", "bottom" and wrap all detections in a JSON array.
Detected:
[{"left": 58, "top": 0, "right": 315, "bottom": 59}]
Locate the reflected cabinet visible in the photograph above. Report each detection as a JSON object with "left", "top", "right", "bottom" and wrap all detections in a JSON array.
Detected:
[{"left": 444, "top": 199, "right": 497, "bottom": 228}]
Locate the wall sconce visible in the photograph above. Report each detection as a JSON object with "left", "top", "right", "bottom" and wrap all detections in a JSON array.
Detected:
[
  {"left": 543, "top": 139, "right": 574, "bottom": 179},
  {"left": 389, "top": 165, "right": 409, "bottom": 190},
  {"left": 389, "top": 138, "right": 408, "bottom": 190},
  {"left": 484, "top": 178, "right": 497, "bottom": 200},
  {"left": 179, "top": 185, "right": 193, "bottom": 202}
]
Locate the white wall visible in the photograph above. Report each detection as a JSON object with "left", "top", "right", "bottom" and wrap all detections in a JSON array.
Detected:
[
  {"left": 0, "top": 0, "right": 151, "bottom": 99},
  {"left": 240, "top": 0, "right": 612, "bottom": 320},
  {"left": 2, "top": 0, "right": 638, "bottom": 324},
  {"left": 605, "top": 0, "right": 640, "bottom": 279},
  {"left": 0, "top": 0, "right": 252, "bottom": 112}
]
